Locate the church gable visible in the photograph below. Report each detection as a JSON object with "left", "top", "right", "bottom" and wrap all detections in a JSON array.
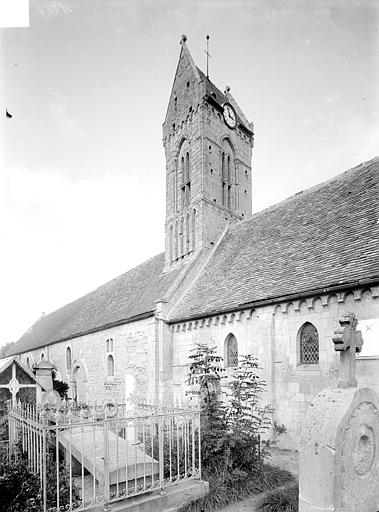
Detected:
[
  {"left": 169, "top": 157, "right": 379, "bottom": 321},
  {"left": 163, "top": 36, "right": 203, "bottom": 135}
]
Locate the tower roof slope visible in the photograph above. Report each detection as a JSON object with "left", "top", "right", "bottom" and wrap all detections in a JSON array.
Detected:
[
  {"left": 8, "top": 253, "right": 181, "bottom": 356},
  {"left": 196, "top": 67, "right": 252, "bottom": 133},
  {"left": 169, "top": 157, "right": 379, "bottom": 321}
]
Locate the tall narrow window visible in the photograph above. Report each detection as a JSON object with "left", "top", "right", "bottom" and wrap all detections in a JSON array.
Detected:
[
  {"left": 299, "top": 323, "right": 319, "bottom": 364},
  {"left": 107, "top": 354, "right": 115, "bottom": 377},
  {"left": 181, "top": 156, "right": 185, "bottom": 180},
  {"left": 26, "top": 357, "right": 30, "bottom": 369},
  {"left": 186, "top": 213, "right": 190, "bottom": 253},
  {"left": 66, "top": 347, "right": 72, "bottom": 371},
  {"left": 169, "top": 224, "right": 173, "bottom": 262},
  {"left": 179, "top": 218, "right": 184, "bottom": 256},
  {"left": 192, "top": 209, "right": 196, "bottom": 251},
  {"left": 221, "top": 140, "right": 234, "bottom": 209},
  {"left": 186, "top": 152, "right": 190, "bottom": 180},
  {"left": 225, "top": 334, "right": 238, "bottom": 368},
  {"left": 180, "top": 150, "right": 191, "bottom": 208},
  {"left": 174, "top": 221, "right": 178, "bottom": 260},
  {"left": 40, "top": 353, "right": 45, "bottom": 362}
]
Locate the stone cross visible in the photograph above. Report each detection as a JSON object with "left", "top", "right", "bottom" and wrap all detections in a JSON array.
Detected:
[{"left": 332, "top": 312, "right": 363, "bottom": 388}]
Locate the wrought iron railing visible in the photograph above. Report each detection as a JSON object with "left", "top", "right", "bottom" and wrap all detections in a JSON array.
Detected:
[{"left": 8, "top": 401, "right": 201, "bottom": 512}]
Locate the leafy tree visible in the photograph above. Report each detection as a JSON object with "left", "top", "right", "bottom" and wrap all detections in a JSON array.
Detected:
[
  {"left": 0, "top": 342, "right": 15, "bottom": 360},
  {"left": 225, "top": 354, "right": 272, "bottom": 474},
  {"left": 52, "top": 379, "right": 69, "bottom": 399},
  {"left": 187, "top": 344, "right": 271, "bottom": 476},
  {"left": 187, "top": 344, "right": 228, "bottom": 471}
]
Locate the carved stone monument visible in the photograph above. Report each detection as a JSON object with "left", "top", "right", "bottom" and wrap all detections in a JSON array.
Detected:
[{"left": 299, "top": 313, "right": 379, "bottom": 512}]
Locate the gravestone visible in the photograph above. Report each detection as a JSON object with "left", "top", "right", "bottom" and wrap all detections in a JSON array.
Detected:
[{"left": 299, "top": 313, "right": 379, "bottom": 512}]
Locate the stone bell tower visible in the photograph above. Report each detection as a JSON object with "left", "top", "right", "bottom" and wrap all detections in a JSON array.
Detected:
[{"left": 163, "top": 35, "right": 254, "bottom": 271}]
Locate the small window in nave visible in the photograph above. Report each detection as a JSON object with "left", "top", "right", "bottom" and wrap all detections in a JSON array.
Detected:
[
  {"left": 106, "top": 338, "right": 114, "bottom": 352},
  {"left": 66, "top": 347, "right": 72, "bottom": 371},
  {"left": 107, "top": 354, "right": 115, "bottom": 377},
  {"left": 225, "top": 334, "right": 238, "bottom": 368}
]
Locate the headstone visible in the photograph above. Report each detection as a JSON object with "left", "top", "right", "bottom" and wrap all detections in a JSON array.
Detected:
[{"left": 299, "top": 313, "right": 379, "bottom": 512}]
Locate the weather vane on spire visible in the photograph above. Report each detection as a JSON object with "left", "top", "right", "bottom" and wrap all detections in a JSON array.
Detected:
[{"left": 205, "top": 35, "right": 211, "bottom": 78}]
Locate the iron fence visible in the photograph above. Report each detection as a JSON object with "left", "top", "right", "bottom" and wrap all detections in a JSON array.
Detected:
[{"left": 8, "top": 401, "right": 201, "bottom": 512}]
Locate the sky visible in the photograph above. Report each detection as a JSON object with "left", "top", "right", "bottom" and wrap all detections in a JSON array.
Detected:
[{"left": 0, "top": 0, "right": 378, "bottom": 347}]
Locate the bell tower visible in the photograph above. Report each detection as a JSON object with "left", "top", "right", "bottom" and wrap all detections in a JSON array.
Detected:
[{"left": 163, "top": 35, "right": 254, "bottom": 271}]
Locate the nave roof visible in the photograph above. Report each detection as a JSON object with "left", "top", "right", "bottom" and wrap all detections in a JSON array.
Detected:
[
  {"left": 8, "top": 253, "right": 181, "bottom": 356},
  {"left": 169, "top": 157, "right": 379, "bottom": 321}
]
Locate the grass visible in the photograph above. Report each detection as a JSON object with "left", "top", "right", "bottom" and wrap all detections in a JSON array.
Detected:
[
  {"left": 178, "top": 464, "right": 296, "bottom": 512},
  {"left": 256, "top": 482, "right": 299, "bottom": 512}
]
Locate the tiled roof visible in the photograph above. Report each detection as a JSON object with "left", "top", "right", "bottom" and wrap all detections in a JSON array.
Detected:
[
  {"left": 9, "top": 253, "right": 181, "bottom": 356},
  {"left": 169, "top": 157, "right": 379, "bottom": 321}
]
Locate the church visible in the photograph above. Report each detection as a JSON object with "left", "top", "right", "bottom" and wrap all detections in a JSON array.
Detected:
[{"left": 7, "top": 36, "right": 379, "bottom": 442}]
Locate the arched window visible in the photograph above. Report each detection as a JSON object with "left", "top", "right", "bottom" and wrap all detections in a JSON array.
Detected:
[
  {"left": 225, "top": 334, "right": 238, "bottom": 368},
  {"left": 169, "top": 224, "right": 173, "bottom": 262},
  {"left": 107, "top": 354, "right": 115, "bottom": 377},
  {"left": 299, "top": 322, "right": 319, "bottom": 364},
  {"left": 174, "top": 221, "right": 178, "bottom": 260},
  {"left": 40, "top": 353, "right": 45, "bottom": 362},
  {"left": 181, "top": 156, "right": 185, "bottom": 181},
  {"left": 179, "top": 144, "right": 191, "bottom": 209},
  {"left": 185, "top": 152, "right": 190, "bottom": 181},
  {"left": 186, "top": 213, "right": 190, "bottom": 253},
  {"left": 26, "top": 356, "right": 30, "bottom": 369},
  {"left": 192, "top": 209, "right": 196, "bottom": 251},
  {"left": 221, "top": 140, "right": 234, "bottom": 209},
  {"left": 179, "top": 218, "right": 184, "bottom": 256},
  {"left": 66, "top": 347, "right": 72, "bottom": 371}
]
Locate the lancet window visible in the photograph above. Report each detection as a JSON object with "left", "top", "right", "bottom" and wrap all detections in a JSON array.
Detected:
[
  {"left": 221, "top": 139, "right": 234, "bottom": 209},
  {"left": 299, "top": 322, "right": 319, "bottom": 364},
  {"left": 225, "top": 334, "right": 238, "bottom": 368},
  {"left": 66, "top": 347, "right": 72, "bottom": 371}
]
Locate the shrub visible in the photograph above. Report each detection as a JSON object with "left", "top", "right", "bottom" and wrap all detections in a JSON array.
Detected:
[
  {"left": 0, "top": 454, "right": 41, "bottom": 512},
  {"left": 187, "top": 345, "right": 271, "bottom": 476},
  {"left": 273, "top": 422, "right": 287, "bottom": 435},
  {"left": 178, "top": 345, "right": 282, "bottom": 511},
  {"left": 52, "top": 379, "right": 69, "bottom": 399},
  {"left": 0, "top": 433, "right": 80, "bottom": 512},
  {"left": 257, "top": 482, "right": 298, "bottom": 512}
]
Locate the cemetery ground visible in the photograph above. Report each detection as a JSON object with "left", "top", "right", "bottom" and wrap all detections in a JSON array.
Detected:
[{"left": 0, "top": 345, "right": 298, "bottom": 512}]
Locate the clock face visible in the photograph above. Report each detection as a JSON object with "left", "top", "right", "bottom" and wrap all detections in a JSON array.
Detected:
[{"left": 223, "top": 103, "right": 237, "bottom": 129}]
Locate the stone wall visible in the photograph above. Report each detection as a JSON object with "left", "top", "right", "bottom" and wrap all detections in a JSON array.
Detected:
[
  {"left": 163, "top": 43, "right": 253, "bottom": 270},
  {"left": 170, "top": 285, "right": 379, "bottom": 442},
  {"left": 19, "top": 316, "right": 157, "bottom": 405}
]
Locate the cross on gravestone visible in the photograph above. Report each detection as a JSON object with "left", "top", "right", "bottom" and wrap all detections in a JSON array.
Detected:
[{"left": 332, "top": 312, "right": 363, "bottom": 388}]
